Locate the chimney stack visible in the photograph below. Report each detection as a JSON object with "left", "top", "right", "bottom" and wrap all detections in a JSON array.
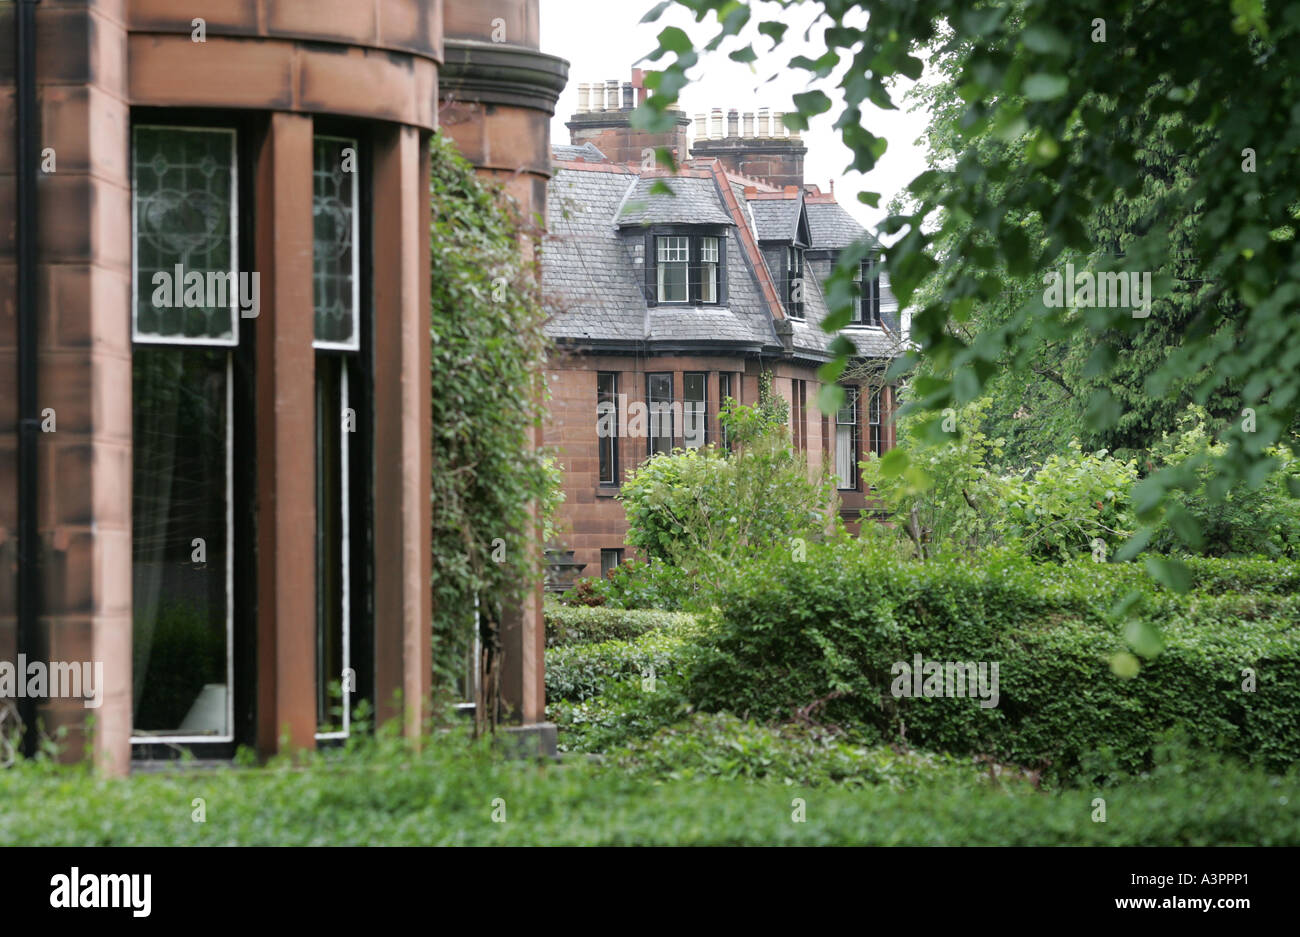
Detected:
[
  {"left": 689, "top": 101, "right": 808, "bottom": 188},
  {"left": 567, "top": 68, "right": 691, "bottom": 167}
]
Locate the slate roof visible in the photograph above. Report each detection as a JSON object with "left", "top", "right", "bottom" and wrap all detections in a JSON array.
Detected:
[
  {"left": 615, "top": 176, "right": 736, "bottom": 228},
  {"left": 749, "top": 198, "right": 802, "bottom": 242},
  {"left": 552, "top": 142, "right": 608, "bottom": 163},
  {"left": 543, "top": 167, "right": 774, "bottom": 350},
  {"left": 806, "top": 200, "right": 879, "bottom": 250},
  {"left": 542, "top": 148, "right": 901, "bottom": 361}
]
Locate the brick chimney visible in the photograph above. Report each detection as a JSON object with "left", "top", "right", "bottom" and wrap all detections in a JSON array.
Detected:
[
  {"left": 690, "top": 104, "right": 807, "bottom": 188},
  {"left": 566, "top": 68, "right": 690, "bottom": 167}
]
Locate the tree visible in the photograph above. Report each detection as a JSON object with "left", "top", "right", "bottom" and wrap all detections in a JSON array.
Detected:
[{"left": 636, "top": 0, "right": 1300, "bottom": 590}]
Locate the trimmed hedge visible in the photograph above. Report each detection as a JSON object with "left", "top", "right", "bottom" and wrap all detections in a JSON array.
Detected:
[
  {"left": 544, "top": 601, "right": 697, "bottom": 648},
  {"left": 545, "top": 614, "right": 706, "bottom": 752},
  {"left": 689, "top": 544, "right": 1300, "bottom": 783}
]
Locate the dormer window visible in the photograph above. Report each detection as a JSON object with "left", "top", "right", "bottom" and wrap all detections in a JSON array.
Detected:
[
  {"left": 785, "top": 246, "right": 805, "bottom": 319},
  {"left": 854, "top": 256, "right": 881, "bottom": 327},
  {"left": 649, "top": 230, "right": 726, "bottom": 305}
]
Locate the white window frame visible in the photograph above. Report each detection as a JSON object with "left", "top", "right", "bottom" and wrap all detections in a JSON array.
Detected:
[
  {"left": 835, "top": 387, "right": 858, "bottom": 491},
  {"left": 656, "top": 236, "right": 690, "bottom": 303},
  {"left": 700, "top": 236, "right": 719, "bottom": 304}
]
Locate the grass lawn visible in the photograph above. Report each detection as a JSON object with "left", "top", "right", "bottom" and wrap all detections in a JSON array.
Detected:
[{"left": 3, "top": 734, "right": 1296, "bottom": 846}]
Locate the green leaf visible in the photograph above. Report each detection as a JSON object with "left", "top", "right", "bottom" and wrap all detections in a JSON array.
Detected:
[
  {"left": 1022, "top": 73, "right": 1069, "bottom": 101},
  {"left": 1123, "top": 619, "right": 1165, "bottom": 660},
  {"left": 816, "top": 383, "right": 845, "bottom": 415},
  {"left": 729, "top": 46, "right": 758, "bottom": 64},
  {"left": 640, "top": 1, "right": 673, "bottom": 24},
  {"left": 1021, "top": 24, "right": 1071, "bottom": 56},
  {"left": 1144, "top": 556, "right": 1192, "bottom": 594},
  {"left": 878, "top": 448, "right": 910, "bottom": 479},
  {"left": 657, "top": 26, "right": 693, "bottom": 55},
  {"left": 1109, "top": 651, "right": 1141, "bottom": 679}
]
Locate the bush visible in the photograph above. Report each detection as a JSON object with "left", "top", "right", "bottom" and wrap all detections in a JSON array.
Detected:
[
  {"left": 544, "top": 601, "right": 695, "bottom": 648},
  {"left": 546, "top": 615, "right": 707, "bottom": 752},
  {"left": 994, "top": 442, "right": 1139, "bottom": 561},
  {"left": 610, "top": 713, "right": 987, "bottom": 790},
  {"left": 545, "top": 616, "right": 705, "bottom": 702},
  {"left": 618, "top": 400, "right": 839, "bottom": 600},
  {"left": 563, "top": 558, "right": 696, "bottom": 611},
  {"left": 689, "top": 541, "right": 1300, "bottom": 784}
]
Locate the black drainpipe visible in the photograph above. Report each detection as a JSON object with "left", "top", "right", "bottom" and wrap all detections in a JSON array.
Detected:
[{"left": 15, "top": 0, "right": 42, "bottom": 758}]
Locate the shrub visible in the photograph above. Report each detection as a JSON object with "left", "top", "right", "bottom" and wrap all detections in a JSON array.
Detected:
[
  {"left": 544, "top": 601, "right": 695, "bottom": 648},
  {"left": 545, "top": 617, "right": 706, "bottom": 702},
  {"left": 546, "top": 616, "right": 708, "bottom": 752},
  {"left": 994, "top": 442, "right": 1139, "bottom": 561},
  {"left": 610, "top": 713, "right": 987, "bottom": 790},
  {"left": 618, "top": 400, "right": 839, "bottom": 599},
  {"left": 689, "top": 541, "right": 1300, "bottom": 784},
  {"left": 564, "top": 558, "right": 696, "bottom": 611}
]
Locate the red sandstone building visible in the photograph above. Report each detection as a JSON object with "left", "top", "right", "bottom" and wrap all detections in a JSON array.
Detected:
[
  {"left": 0, "top": 0, "right": 566, "bottom": 771},
  {"left": 542, "top": 74, "right": 907, "bottom": 577}
]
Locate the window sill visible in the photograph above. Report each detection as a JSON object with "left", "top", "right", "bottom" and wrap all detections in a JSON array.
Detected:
[{"left": 596, "top": 486, "right": 621, "bottom": 498}]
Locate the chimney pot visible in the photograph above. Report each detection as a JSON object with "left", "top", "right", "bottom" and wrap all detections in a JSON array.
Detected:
[
  {"left": 710, "top": 107, "right": 724, "bottom": 139},
  {"left": 727, "top": 108, "right": 739, "bottom": 137},
  {"left": 757, "top": 107, "right": 770, "bottom": 137},
  {"left": 623, "top": 82, "right": 635, "bottom": 110},
  {"left": 578, "top": 83, "right": 591, "bottom": 113},
  {"left": 694, "top": 113, "right": 707, "bottom": 140},
  {"left": 606, "top": 80, "right": 620, "bottom": 111},
  {"left": 773, "top": 111, "right": 786, "bottom": 136},
  {"left": 743, "top": 111, "right": 755, "bottom": 137}
]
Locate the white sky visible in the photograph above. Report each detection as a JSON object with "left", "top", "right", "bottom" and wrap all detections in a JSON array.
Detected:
[{"left": 539, "top": 0, "right": 932, "bottom": 241}]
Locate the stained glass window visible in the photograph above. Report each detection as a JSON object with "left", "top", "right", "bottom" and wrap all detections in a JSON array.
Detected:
[
  {"left": 313, "top": 136, "right": 360, "bottom": 349},
  {"left": 132, "top": 126, "right": 238, "bottom": 344}
]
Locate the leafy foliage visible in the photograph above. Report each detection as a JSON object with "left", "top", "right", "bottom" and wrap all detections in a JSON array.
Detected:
[
  {"left": 688, "top": 541, "right": 1300, "bottom": 784},
  {"left": 428, "top": 133, "right": 553, "bottom": 695},
  {"left": 637, "top": 0, "right": 1300, "bottom": 577},
  {"left": 4, "top": 729, "right": 1299, "bottom": 844},
  {"left": 544, "top": 600, "right": 696, "bottom": 648},
  {"left": 616, "top": 400, "right": 839, "bottom": 599}
]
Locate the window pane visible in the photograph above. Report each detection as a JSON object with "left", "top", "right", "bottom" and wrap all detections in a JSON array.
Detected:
[
  {"left": 132, "top": 347, "right": 231, "bottom": 737},
  {"left": 313, "top": 137, "right": 360, "bottom": 349},
  {"left": 597, "top": 372, "right": 619, "bottom": 484},
  {"left": 837, "top": 387, "right": 858, "bottom": 424},
  {"left": 133, "top": 127, "right": 237, "bottom": 344},
  {"left": 648, "top": 373, "right": 674, "bottom": 455},
  {"left": 684, "top": 373, "right": 707, "bottom": 449},
  {"left": 836, "top": 424, "right": 856, "bottom": 489},
  {"left": 316, "top": 356, "right": 351, "bottom": 735},
  {"left": 699, "top": 238, "right": 720, "bottom": 303}
]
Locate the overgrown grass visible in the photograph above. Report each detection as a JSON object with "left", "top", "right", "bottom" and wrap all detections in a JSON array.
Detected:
[{"left": 2, "top": 732, "right": 1297, "bottom": 845}]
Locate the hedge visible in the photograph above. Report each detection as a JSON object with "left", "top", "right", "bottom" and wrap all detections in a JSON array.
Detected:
[
  {"left": 689, "top": 544, "right": 1300, "bottom": 783},
  {"left": 544, "top": 601, "right": 697, "bottom": 648}
]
